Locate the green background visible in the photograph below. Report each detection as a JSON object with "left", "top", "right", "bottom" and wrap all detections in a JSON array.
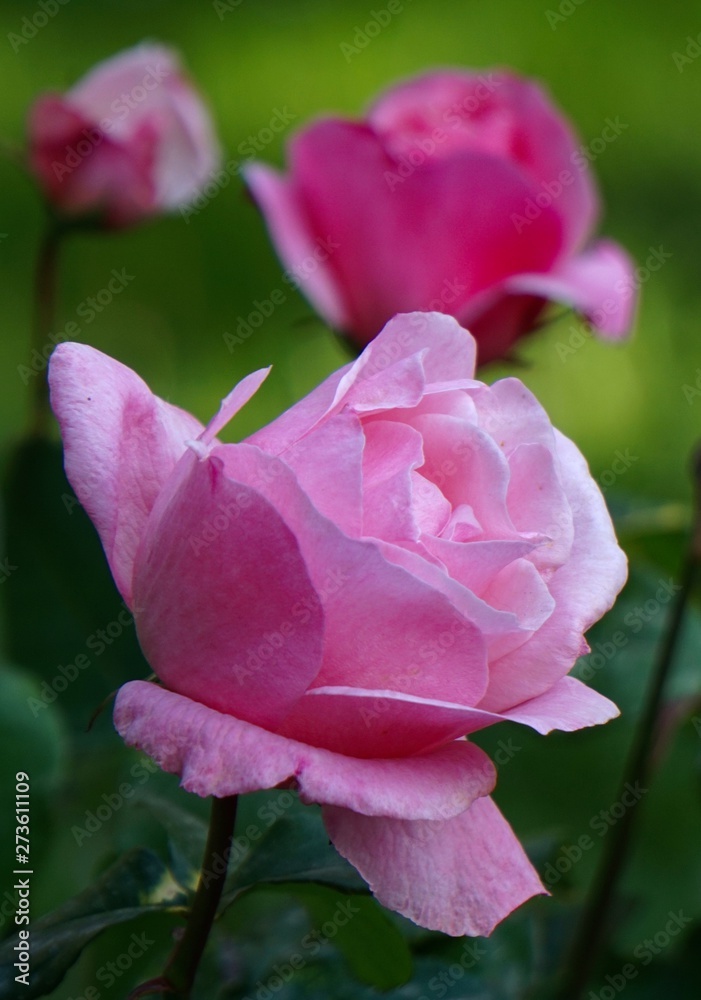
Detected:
[{"left": 1, "top": 0, "right": 700, "bottom": 997}]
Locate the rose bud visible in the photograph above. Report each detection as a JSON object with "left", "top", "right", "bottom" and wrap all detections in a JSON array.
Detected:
[
  {"left": 28, "top": 42, "right": 220, "bottom": 229},
  {"left": 49, "top": 311, "right": 627, "bottom": 935},
  {"left": 245, "top": 70, "right": 636, "bottom": 363}
]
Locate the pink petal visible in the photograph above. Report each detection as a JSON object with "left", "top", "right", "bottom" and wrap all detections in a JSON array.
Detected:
[
  {"left": 503, "top": 239, "right": 637, "bottom": 339},
  {"left": 248, "top": 313, "right": 477, "bottom": 454},
  {"left": 368, "top": 70, "right": 598, "bottom": 255},
  {"left": 469, "top": 376, "right": 557, "bottom": 452},
  {"left": 48, "top": 343, "right": 203, "bottom": 604},
  {"left": 480, "top": 430, "right": 628, "bottom": 712},
  {"left": 212, "top": 444, "right": 489, "bottom": 707},
  {"left": 358, "top": 312, "right": 478, "bottom": 384},
  {"left": 114, "top": 680, "right": 495, "bottom": 820},
  {"left": 482, "top": 558, "right": 555, "bottom": 659},
  {"left": 200, "top": 366, "right": 271, "bottom": 444},
  {"left": 278, "top": 687, "right": 497, "bottom": 758},
  {"left": 283, "top": 120, "right": 564, "bottom": 341},
  {"left": 279, "top": 411, "right": 364, "bottom": 537},
  {"left": 28, "top": 96, "right": 158, "bottom": 226},
  {"left": 413, "top": 414, "right": 514, "bottom": 537},
  {"left": 362, "top": 420, "right": 425, "bottom": 542},
  {"left": 244, "top": 162, "right": 350, "bottom": 329},
  {"left": 69, "top": 44, "right": 182, "bottom": 125},
  {"left": 506, "top": 442, "right": 574, "bottom": 570},
  {"left": 280, "top": 673, "right": 619, "bottom": 755},
  {"left": 423, "top": 537, "right": 538, "bottom": 596},
  {"left": 377, "top": 539, "right": 523, "bottom": 651},
  {"left": 132, "top": 451, "right": 324, "bottom": 731},
  {"left": 323, "top": 795, "right": 546, "bottom": 936},
  {"left": 501, "top": 676, "right": 619, "bottom": 733}
]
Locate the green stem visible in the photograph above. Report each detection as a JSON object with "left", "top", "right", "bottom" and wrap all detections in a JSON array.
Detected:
[
  {"left": 129, "top": 795, "right": 239, "bottom": 999},
  {"left": 556, "top": 452, "right": 701, "bottom": 999},
  {"left": 29, "top": 222, "right": 62, "bottom": 437}
]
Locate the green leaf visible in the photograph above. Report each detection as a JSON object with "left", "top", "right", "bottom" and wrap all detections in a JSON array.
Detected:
[
  {"left": 0, "top": 848, "right": 186, "bottom": 999},
  {"left": 137, "top": 790, "right": 209, "bottom": 891},
  {"left": 223, "top": 792, "right": 367, "bottom": 899},
  {"left": 294, "top": 885, "right": 412, "bottom": 990}
]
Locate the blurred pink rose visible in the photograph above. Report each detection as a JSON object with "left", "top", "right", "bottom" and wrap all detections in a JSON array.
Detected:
[
  {"left": 28, "top": 43, "right": 220, "bottom": 228},
  {"left": 49, "top": 311, "right": 626, "bottom": 936},
  {"left": 245, "top": 70, "right": 636, "bottom": 363}
]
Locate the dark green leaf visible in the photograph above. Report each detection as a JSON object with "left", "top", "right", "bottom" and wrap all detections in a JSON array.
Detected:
[
  {"left": 294, "top": 885, "right": 412, "bottom": 990},
  {"left": 0, "top": 848, "right": 186, "bottom": 999},
  {"left": 223, "top": 793, "right": 366, "bottom": 898}
]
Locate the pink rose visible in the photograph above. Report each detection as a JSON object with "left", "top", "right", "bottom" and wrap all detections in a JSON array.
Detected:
[
  {"left": 245, "top": 70, "right": 636, "bottom": 363},
  {"left": 28, "top": 43, "right": 220, "bottom": 229},
  {"left": 49, "top": 312, "right": 626, "bottom": 936}
]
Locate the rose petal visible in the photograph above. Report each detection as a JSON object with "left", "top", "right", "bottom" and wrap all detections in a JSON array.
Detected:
[
  {"left": 503, "top": 239, "right": 637, "bottom": 339},
  {"left": 48, "top": 342, "right": 203, "bottom": 604},
  {"left": 323, "top": 795, "right": 546, "bottom": 937},
  {"left": 114, "top": 680, "right": 495, "bottom": 820},
  {"left": 214, "top": 443, "right": 489, "bottom": 707},
  {"left": 132, "top": 450, "right": 324, "bottom": 730},
  {"left": 480, "top": 430, "right": 628, "bottom": 711},
  {"left": 285, "top": 121, "right": 562, "bottom": 342},
  {"left": 368, "top": 70, "right": 597, "bottom": 255}
]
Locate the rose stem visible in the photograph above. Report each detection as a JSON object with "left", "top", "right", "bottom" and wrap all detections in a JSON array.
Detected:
[
  {"left": 161, "top": 794, "right": 239, "bottom": 997},
  {"left": 29, "top": 220, "right": 62, "bottom": 437},
  {"left": 555, "top": 448, "right": 701, "bottom": 999}
]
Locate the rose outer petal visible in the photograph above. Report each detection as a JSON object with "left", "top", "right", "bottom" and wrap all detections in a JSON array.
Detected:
[
  {"left": 114, "top": 680, "right": 496, "bottom": 821},
  {"left": 502, "top": 239, "right": 637, "bottom": 339},
  {"left": 132, "top": 451, "right": 325, "bottom": 731},
  {"left": 48, "top": 343, "right": 204, "bottom": 605},
  {"left": 277, "top": 675, "right": 618, "bottom": 757},
  {"left": 323, "top": 795, "right": 546, "bottom": 937}
]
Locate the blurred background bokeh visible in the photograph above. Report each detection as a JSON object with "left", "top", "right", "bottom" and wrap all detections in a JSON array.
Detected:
[{"left": 1, "top": 1, "right": 701, "bottom": 997}]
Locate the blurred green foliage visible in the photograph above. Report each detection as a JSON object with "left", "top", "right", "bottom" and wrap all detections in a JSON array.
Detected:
[{"left": 1, "top": 0, "right": 701, "bottom": 997}]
